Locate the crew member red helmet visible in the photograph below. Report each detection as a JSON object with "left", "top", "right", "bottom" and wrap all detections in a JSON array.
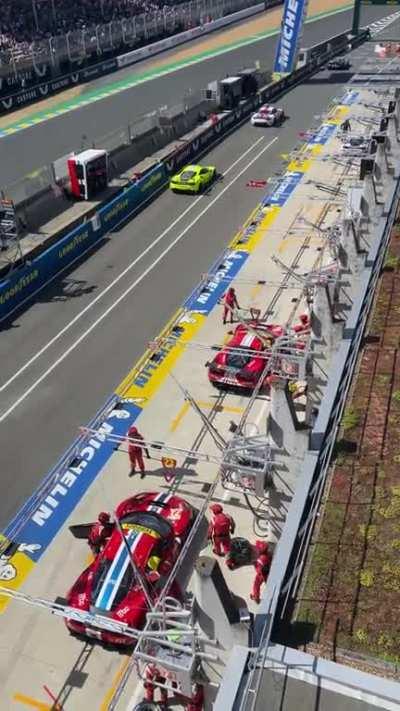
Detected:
[
  {"left": 300, "top": 313, "right": 309, "bottom": 324},
  {"left": 254, "top": 539, "right": 269, "bottom": 553},
  {"left": 128, "top": 425, "right": 138, "bottom": 435},
  {"left": 98, "top": 512, "right": 110, "bottom": 524},
  {"left": 210, "top": 503, "right": 223, "bottom": 514}
]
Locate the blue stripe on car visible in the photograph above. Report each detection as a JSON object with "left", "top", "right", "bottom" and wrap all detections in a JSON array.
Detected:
[{"left": 95, "top": 529, "right": 138, "bottom": 611}]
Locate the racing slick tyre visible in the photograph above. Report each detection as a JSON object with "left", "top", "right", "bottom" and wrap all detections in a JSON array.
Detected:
[
  {"left": 132, "top": 703, "right": 162, "bottom": 711},
  {"left": 226, "top": 537, "right": 253, "bottom": 569}
]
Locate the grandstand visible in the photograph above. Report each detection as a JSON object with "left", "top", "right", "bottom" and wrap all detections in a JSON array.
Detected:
[{"left": 0, "top": 0, "right": 232, "bottom": 69}]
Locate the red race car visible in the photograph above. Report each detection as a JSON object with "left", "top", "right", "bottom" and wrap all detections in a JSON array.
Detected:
[
  {"left": 207, "top": 323, "right": 280, "bottom": 390},
  {"left": 66, "top": 492, "right": 194, "bottom": 646}
]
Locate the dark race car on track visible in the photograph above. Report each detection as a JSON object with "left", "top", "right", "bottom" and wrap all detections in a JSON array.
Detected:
[
  {"left": 327, "top": 57, "right": 351, "bottom": 71},
  {"left": 66, "top": 492, "right": 194, "bottom": 646},
  {"left": 207, "top": 323, "right": 281, "bottom": 391}
]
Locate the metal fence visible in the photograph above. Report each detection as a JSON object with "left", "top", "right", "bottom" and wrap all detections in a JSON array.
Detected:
[{"left": 0, "top": 0, "right": 262, "bottom": 91}]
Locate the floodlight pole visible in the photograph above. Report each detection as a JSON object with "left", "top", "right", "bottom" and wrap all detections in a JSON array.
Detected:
[{"left": 352, "top": 0, "right": 362, "bottom": 36}]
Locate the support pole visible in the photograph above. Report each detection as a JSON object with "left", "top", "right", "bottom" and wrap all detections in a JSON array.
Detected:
[{"left": 352, "top": 0, "right": 362, "bottom": 36}]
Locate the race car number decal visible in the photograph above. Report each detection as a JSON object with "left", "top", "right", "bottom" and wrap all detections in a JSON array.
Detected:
[{"left": 121, "top": 523, "right": 160, "bottom": 538}]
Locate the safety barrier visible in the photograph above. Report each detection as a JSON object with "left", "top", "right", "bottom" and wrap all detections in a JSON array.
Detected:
[{"left": 117, "top": 2, "right": 268, "bottom": 69}]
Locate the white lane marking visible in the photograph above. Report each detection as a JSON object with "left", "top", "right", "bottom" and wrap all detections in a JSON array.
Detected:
[
  {"left": 0, "top": 136, "right": 278, "bottom": 422},
  {"left": 369, "top": 10, "right": 400, "bottom": 36},
  {"left": 0, "top": 134, "right": 266, "bottom": 394}
]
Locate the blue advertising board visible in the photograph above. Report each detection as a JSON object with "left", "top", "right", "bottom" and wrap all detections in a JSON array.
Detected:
[
  {"left": 309, "top": 124, "right": 337, "bottom": 145},
  {"left": 0, "top": 164, "right": 167, "bottom": 321},
  {"left": 341, "top": 90, "right": 359, "bottom": 106},
  {"left": 263, "top": 171, "right": 303, "bottom": 207},
  {"left": 99, "top": 163, "right": 167, "bottom": 231},
  {"left": 273, "top": 0, "right": 308, "bottom": 75}
]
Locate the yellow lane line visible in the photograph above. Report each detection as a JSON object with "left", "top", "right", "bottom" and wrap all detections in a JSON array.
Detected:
[
  {"left": 116, "top": 307, "right": 183, "bottom": 397},
  {"left": 13, "top": 693, "right": 52, "bottom": 711},
  {"left": 250, "top": 283, "right": 263, "bottom": 301},
  {"left": 99, "top": 657, "right": 131, "bottom": 711},
  {"left": 170, "top": 401, "right": 190, "bottom": 432}
]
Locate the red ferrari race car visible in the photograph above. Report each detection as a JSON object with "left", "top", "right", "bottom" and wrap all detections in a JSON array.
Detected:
[
  {"left": 207, "top": 323, "right": 280, "bottom": 390},
  {"left": 66, "top": 492, "right": 194, "bottom": 646}
]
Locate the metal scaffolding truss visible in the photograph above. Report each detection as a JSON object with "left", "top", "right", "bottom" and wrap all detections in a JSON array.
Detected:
[
  {"left": 271, "top": 254, "right": 339, "bottom": 288},
  {"left": 221, "top": 434, "right": 273, "bottom": 496},
  {"left": 133, "top": 603, "right": 210, "bottom": 698},
  {"left": 199, "top": 272, "right": 302, "bottom": 291},
  {"left": 149, "top": 329, "right": 311, "bottom": 382}
]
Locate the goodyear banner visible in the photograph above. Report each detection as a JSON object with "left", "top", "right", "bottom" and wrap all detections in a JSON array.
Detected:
[{"left": 273, "top": 0, "right": 309, "bottom": 76}]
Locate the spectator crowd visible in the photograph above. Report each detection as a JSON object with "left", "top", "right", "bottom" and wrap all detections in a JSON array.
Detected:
[{"left": 0, "top": 0, "right": 191, "bottom": 65}]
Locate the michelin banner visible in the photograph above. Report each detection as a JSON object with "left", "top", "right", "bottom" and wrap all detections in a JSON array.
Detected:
[{"left": 273, "top": 0, "right": 309, "bottom": 76}]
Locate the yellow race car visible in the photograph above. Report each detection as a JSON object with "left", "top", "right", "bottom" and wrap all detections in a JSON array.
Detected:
[{"left": 169, "top": 164, "right": 217, "bottom": 193}]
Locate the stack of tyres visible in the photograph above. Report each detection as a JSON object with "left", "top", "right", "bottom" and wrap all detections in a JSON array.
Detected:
[{"left": 226, "top": 537, "right": 253, "bottom": 570}]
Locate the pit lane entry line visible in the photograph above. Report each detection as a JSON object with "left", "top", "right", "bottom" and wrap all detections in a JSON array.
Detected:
[
  {"left": 0, "top": 133, "right": 266, "bottom": 395},
  {"left": 0, "top": 136, "right": 278, "bottom": 424}
]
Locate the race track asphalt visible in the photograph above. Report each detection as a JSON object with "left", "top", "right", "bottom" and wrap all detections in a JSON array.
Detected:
[
  {"left": 0, "top": 4, "right": 389, "bottom": 186},
  {"left": 0, "top": 35, "right": 377, "bottom": 529}
]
